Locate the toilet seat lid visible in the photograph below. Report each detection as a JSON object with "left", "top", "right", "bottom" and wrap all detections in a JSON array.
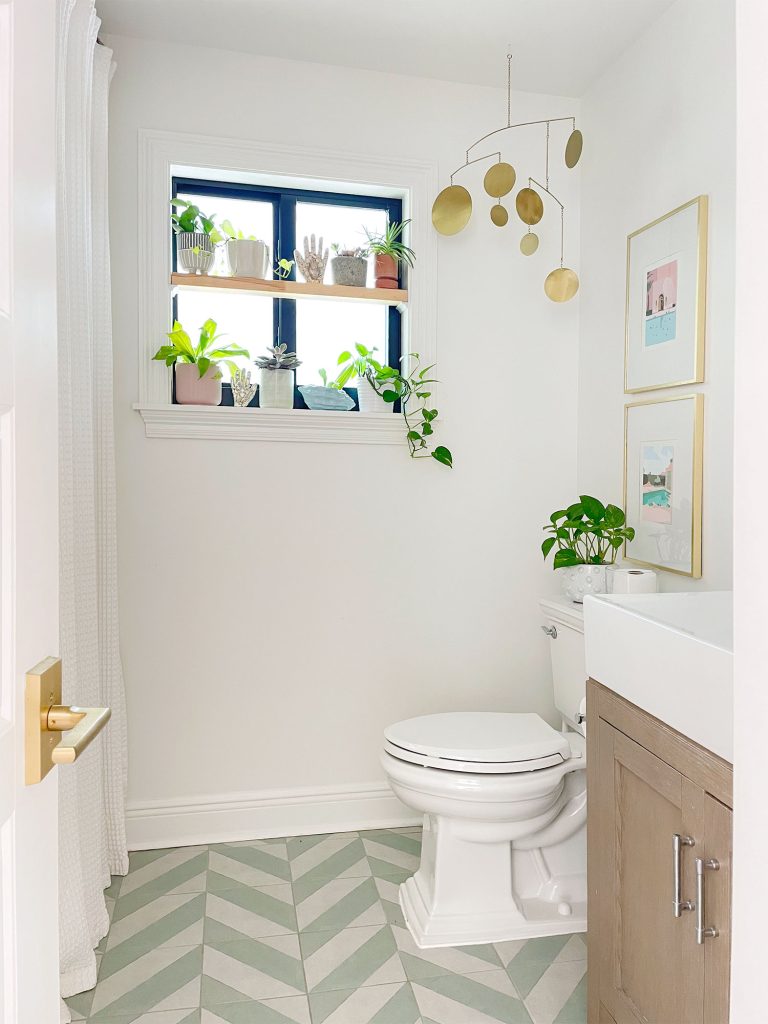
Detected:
[{"left": 384, "top": 712, "right": 571, "bottom": 773}]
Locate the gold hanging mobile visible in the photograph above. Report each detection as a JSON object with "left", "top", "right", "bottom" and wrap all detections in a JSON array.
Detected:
[{"left": 432, "top": 53, "right": 582, "bottom": 303}]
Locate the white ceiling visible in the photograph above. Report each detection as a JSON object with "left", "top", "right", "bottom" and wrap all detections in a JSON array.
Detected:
[{"left": 96, "top": 0, "right": 678, "bottom": 96}]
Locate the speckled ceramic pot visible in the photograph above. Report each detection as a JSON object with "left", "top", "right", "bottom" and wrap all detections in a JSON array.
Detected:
[
  {"left": 330, "top": 255, "right": 367, "bottom": 287},
  {"left": 558, "top": 564, "right": 608, "bottom": 604}
]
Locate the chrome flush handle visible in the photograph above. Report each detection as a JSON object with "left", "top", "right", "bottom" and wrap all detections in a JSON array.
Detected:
[
  {"left": 672, "top": 834, "right": 695, "bottom": 917},
  {"left": 696, "top": 856, "right": 720, "bottom": 943},
  {"left": 541, "top": 625, "right": 557, "bottom": 639}
]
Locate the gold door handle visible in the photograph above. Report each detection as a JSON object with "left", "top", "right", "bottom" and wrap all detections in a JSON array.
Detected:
[
  {"left": 25, "top": 657, "right": 112, "bottom": 784},
  {"left": 48, "top": 705, "right": 112, "bottom": 765}
]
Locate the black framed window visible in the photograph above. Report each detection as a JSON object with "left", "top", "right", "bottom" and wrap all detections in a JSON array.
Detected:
[{"left": 171, "top": 176, "right": 403, "bottom": 409}]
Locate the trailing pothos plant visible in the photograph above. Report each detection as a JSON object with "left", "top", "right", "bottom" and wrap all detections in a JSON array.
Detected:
[
  {"left": 153, "top": 319, "right": 250, "bottom": 379},
  {"left": 541, "top": 496, "right": 635, "bottom": 569},
  {"left": 322, "top": 344, "right": 452, "bottom": 468}
]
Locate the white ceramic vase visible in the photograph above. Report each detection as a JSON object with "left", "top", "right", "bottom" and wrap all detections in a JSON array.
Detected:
[
  {"left": 558, "top": 564, "right": 608, "bottom": 604},
  {"left": 259, "top": 368, "right": 294, "bottom": 409},
  {"left": 356, "top": 376, "right": 391, "bottom": 413},
  {"left": 226, "top": 238, "right": 270, "bottom": 278}
]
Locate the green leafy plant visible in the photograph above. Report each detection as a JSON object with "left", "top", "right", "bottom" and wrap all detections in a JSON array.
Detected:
[
  {"left": 153, "top": 319, "right": 250, "bottom": 379},
  {"left": 364, "top": 219, "right": 416, "bottom": 267},
  {"left": 220, "top": 219, "right": 261, "bottom": 242},
  {"left": 170, "top": 199, "right": 224, "bottom": 243},
  {"left": 331, "top": 344, "right": 452, "bottom": 468},
  {"left": 254, "top": 343, "right": 302, "bottom": 371},
  {"left": 541, "top": 497, "right": 635, "bottom": 569}
]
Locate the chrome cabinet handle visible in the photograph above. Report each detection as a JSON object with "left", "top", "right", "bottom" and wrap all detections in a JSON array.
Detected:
[
  {"left": 541, "top": 625, "right": 557, "bottom": 639},
  {"left": 695, "top": 857, "right": 720, "bottom": 943},
  {"left": 673, "top": 834, "right": 695, "bottom": 917}
]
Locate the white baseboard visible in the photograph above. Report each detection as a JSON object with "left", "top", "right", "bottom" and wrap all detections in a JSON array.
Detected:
[{"left": 125, "top": 782, "right": 421, "bottom": 850}]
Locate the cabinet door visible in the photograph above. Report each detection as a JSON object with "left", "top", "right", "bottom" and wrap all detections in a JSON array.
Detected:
[
  {"left": 703, "top": 795, "right": 731, "bottom": 1023},
  {"left": 597, "top": 720, "right": 704, "bottom": 1024}
]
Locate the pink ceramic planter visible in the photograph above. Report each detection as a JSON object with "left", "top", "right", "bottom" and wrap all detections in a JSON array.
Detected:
[{"left": 174, "top": 363, "right": 222, "bottom": 406}]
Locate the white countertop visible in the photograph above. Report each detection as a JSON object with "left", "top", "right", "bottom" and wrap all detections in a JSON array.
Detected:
[{"left": 583, "top": 591, "right": 733, "bottom": 762}]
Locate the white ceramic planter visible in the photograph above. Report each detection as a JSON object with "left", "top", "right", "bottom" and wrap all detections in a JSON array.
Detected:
[
  {"left": 174, "top": 362, "right": 222, "bottom": 406},
  {"left": 356, "top": 376, "right": 391, "bottom": 413},
  {"left": 259, "top": 368, "right": 294, "bottom": 409},
  {"left": 226, "top": 238, "right": 270, "bottom": 278},
  {"left": 558, "top": 564, "right": 608, "bottom": 604},
  {"left": 176, "top": 232, "right": 214, "bottom": 275}
]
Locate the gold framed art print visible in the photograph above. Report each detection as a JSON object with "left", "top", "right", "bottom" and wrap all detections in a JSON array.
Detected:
[
  {"left": 623, "top": 393, "right": 704, "bottom": 578},
  {"left": 624, "top": 196, "right": 708, "bottom": 394}
]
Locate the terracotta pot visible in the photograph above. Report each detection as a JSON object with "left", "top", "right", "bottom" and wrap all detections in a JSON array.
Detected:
[
  {"left": 374, "top": 253, "right": 398, "bottom": 289},
  {"left": 174, "top": 363, "right": 222, "bottom": 406}
]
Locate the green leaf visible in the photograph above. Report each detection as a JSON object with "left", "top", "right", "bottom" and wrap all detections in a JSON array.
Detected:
[
  {"left": 196, "top": 357, "right": 211, "bottom": 379},
  {"left": 431, "top": 446, "right": 453, "bottom": 468},
  {"left": 604, "top": 504, "right": 626, "bottom": 527},
  {"left": 422, "top": 423, "right": 433, "bottom": 436},
  {"left": 566, "top": 502, "right": 585, "bottom": 520},
  {"left": 381, "top": 390, "right": 398, "bottom": 403},
  {"left": 337, "top": 351, "right": 352, "bottom": 365},
  {"left": 624, "top": 526, "right": 636, "bottom": 542},
  {"left": 355, "top": 342, "right": 369, "bottom": 357},
  {"left": 579, "top": 495, "right": 606, "bottom": 521},
  {"left": 541, "top": 537, "right": 557, "bottom": 559},
  {"left": 407, "top": 430, "right": 421, "bottom": 441},
  {"left": 170, "top": 198, "right": 191, "bottom": 209},
  {"left": 553, "top": 548, "right": 581, "bottom": 569},
  {"left": 550, "top": 510, "right": 568, "bottom": 524}
]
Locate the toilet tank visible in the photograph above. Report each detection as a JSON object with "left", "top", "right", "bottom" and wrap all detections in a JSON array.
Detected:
[{"left": 540, "top": 596, "right": 586, "bottom": 733}]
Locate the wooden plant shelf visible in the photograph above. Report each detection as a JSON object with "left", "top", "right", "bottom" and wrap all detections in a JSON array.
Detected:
[{"left": 170, "top": 273, "right": 408, "bottom": 306}]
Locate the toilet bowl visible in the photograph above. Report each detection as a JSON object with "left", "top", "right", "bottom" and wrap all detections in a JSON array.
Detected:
[{"left": 381, "top": 597, "right": 587, "bottom": 948}]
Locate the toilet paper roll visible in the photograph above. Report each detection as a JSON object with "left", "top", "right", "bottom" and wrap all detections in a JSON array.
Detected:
[{"left": 607, "top": 566, "right": 658, "bottom": 594}]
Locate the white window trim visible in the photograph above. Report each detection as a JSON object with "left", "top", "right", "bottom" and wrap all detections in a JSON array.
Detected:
[{"left": 135, "top": 128, "right": 439, "bottom": 443}]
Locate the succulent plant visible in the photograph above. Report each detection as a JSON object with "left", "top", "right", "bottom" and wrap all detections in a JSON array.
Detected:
[
  {"left": 331, "top": 244, "right": 369, "bottom": 258},
  {"left": 254, "top": 343, "right": 302, "bottom": 371}
]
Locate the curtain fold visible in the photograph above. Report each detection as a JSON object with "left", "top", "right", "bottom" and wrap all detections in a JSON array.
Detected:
[{"left": 57, "top": 0, "right": 128, "bottom": 1004}]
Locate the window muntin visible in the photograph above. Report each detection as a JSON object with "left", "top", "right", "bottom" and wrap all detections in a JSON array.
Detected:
[{"left": 171, "top": 177, "right": 402, "bottom": 408}]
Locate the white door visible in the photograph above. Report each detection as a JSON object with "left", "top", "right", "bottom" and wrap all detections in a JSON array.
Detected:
[{"left": 0, "top": 0, "right": 62, "bottom": 1021}]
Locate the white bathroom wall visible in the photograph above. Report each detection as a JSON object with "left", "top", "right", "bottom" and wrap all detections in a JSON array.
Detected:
[
  {"left": 106, "top": 36, "right": 581, "bottom": 846},
  {"left": 577, "top": 0, "right": 735, "bottom": 590}
]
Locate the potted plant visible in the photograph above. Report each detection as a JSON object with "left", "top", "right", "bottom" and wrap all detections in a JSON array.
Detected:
[
  {"left": 220, "top": 219, "right": 270, "bottom": 279},
  {"left": 254, "top": 344, "right": 302, "bottom": 409},
  {"left": 329, "top": 244, "right": 368, "bottom": 287},
  {"left": 170, "top": 199, "right": 224, "bottom": 275},
  {"left": 332, "top": 345, "right": 452, "bottom": 466},
  {"left": 365, "top": 219, "right": 415, "bottom": 289},
  {"left": 334, "top": 344, "right": 389, "bottom": 412},
  {"left": 298, "top": 369, "right": 355, "bottom": 411},
  {"left": 153, "top": 319, "right": 250, "bottom": 406},
  {"left": 541, "top": 496, "right": 636, "bottom": 603}
]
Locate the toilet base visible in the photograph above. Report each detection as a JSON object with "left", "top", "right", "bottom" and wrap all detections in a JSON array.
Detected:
[{"left": 400, "top": 872, "right": 587, "bottom": 949}]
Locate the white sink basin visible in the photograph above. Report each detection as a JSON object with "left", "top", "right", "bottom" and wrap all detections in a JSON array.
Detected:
[{"left": 583, "top": 591, "right": 733, "bottom": 762}]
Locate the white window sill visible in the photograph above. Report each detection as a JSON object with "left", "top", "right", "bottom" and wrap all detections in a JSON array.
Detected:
[{"left": 134, "top": 404, "right": 404, "bottom": 444}]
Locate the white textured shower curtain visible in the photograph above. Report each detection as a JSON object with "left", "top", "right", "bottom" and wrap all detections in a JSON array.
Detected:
[{"left": 57, "top": 0, "right": 129, "bottom": 1002}]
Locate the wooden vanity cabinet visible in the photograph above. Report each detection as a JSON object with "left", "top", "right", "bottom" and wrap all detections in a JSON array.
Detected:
[{"left": 587, "top": 679, "right": 732, "bottom": 1024}]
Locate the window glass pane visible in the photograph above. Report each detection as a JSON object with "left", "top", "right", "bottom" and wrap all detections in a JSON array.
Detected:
[
  {"left": 296, "top": 202, "right": 388, "bottom": 286},
  {"left": 175, "top": 191, "right": 274, "bottom": 277},
  {"left": 174, "top": 290, "right": 272, "bottom": 382},
  {"left": 295, "top": 299, "right": 388, "bottom": 386}
]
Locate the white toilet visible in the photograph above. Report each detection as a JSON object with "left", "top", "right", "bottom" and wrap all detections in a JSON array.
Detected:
[{"left": 381, "top": 596, "right": 587, "bottom": 948}]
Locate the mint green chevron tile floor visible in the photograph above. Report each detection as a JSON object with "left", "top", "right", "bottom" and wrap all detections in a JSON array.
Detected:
[{"left": 66, "top": 828, "right": 586, "bottom": 1024}]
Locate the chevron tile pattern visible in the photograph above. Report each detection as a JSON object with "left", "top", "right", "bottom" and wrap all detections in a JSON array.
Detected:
[{"left": 66, "top": 828, "right": 586, "bottom": 1024}]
